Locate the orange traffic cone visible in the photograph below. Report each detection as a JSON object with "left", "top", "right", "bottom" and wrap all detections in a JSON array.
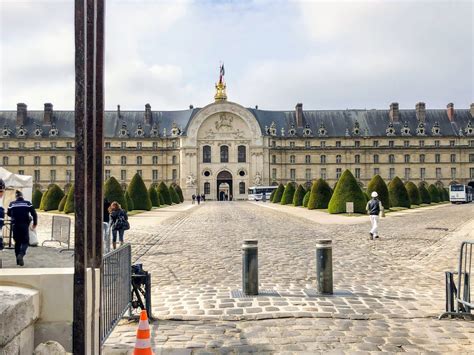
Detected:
[{"left": 134, "top": 310, "right": 153, "bottom": 355}]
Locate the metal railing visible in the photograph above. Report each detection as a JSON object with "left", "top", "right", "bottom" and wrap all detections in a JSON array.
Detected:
[
  {"left": 100, "top": 243, "right": 131, "bottom": 345},
  {"left": 42, "top": 215, "right": 72, "bottom": 252},
  {"left": 439, "top": 241, "right": 473, "bottom": 319}
]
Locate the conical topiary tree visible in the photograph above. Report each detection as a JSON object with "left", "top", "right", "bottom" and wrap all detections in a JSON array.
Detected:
[
  {"left": 438, "top": 186, "right": 447, "bottom": 202},
  {"left": 281, "top": 183, "right": 296, "bottom": 205},
  {"left": 269, "top": 189, "right": 276, "bottom": 202},
  {"left": 293, "top": 185, "right": 306, "bottom": 206},
  {"left": 308, "top": 178, "right": 332, "bottom": 210},
  {"left": 367, "top": 175, "right": 390, "bottom": 209},
  {"left": 58, "top": 194, "right": 67, "bottom": 212},
  {"left": 125, "top": 191, "right": 134, "bottom": 211},
  {"left": 149, "top": 186, "right": 160, "bottom": 207},
  {"left": 104, "top": 177, "right": 128, "bottom": 210},
  {"left": 388, "top": 177, "right": 411, "bottom": 208},
  {"left": 174, "top": 185, "right": 184, "bottom": 203},
  {"left": 169, "top": 186, "right": 180, "bottom": 204},
  {"left": 158, "top": 182, "right": 172, "bottom": 205},
  {"left": 39, "top": 187, "right": 50, "bottom": 210},
  {"left": 64, "top": 185, "right": 75, "bottom": 214},
  {"left": 43, "top": 184, "right": 65, "bottom": 211},
  {"left": 32, "top": 189, "right": 43, "bottom": 209},
  {"left": 428, "top": 184, "right": 441, "bottom": 203},
  {"left": 405, "top": 181, "right": 421, "bottom": 206},
  {"left": 272, "top": 183, "right": 285, "bottom": 203},
  {"left": 328, "top": 170, "right": 366, "bottom": 214},
  {"left": 127, "top": 173, "right": 152, "bottom": 211},
  {"left": 443, "top": 187, "right": 450, "bottom": 202},
  {"left": 363, "top": 191, "right": 370, "bottom": 203},
  {"left": 158, "top": 191, "right": 165, "bottom": 206},
  {"left": 303, "top": 190, "right": 310, "bottom": 207},
  {"left": 418, "top": 183, "right": 431, "bottom": 204}
]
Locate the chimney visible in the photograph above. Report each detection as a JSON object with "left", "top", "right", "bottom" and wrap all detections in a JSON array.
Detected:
[
  {"left": 446, "top": 102, "right": 455, "bottom": 122},
  {"left": 415, "top": 102, "right": 426, "bottom": 122},
  {"left": 44, "top": 103, "right": 53, "bottom": 125},
  {"left": 389, "top": 102, "right": 399, "bottom": 122},
  {"left": 470, "top": 103, "right": 474, "bottom": 118},
  {"left": 144, "top": 103, "right": 152, "bottom": 124},
  {"left": 295, "top": 103, "right": 303, "bottom": 128},
  {"left": 117, "top": 104, "right": 121, "bottom": 118},
  {"left": 16, "top": 103, "right": 27, "bottom": 126}
]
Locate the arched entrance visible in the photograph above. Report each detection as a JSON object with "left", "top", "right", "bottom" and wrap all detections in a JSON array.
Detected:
[{"left": 217, "top": 170, "right": 233, "bottom": 201}]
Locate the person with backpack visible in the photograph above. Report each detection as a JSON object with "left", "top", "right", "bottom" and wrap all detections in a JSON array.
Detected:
[
  {"left": 109, "top": 201, "right": 129, "bottom": 249},
  {"left": 366, "top": 191, "right": 384, "bottom": 240}
]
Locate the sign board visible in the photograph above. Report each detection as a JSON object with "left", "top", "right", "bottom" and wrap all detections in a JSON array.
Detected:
[{"left": 346, "top": 202, "right": 354, "bottom": 214}]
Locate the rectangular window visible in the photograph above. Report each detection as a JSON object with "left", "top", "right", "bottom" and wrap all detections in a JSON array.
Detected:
[
  {"left": 355, "top": 168, "right": 361, "bottom": 179},
  {"left": 172, "top": 169, "right": 177, "bottom": 181},
  {"left": 66, "top": 170, "right": 72, "bottom": 183},
  {"left": 436, "top": 167, "right": 442, "bottom": 179},
  {"left": 336, "top": 168, "right": 342, "bottom": 180},
  {"left": 67, "top": 142, "right": 73, "bottom": 148},
  {"left": 271, "top": 140, "right": 276, "bottom": 147},
  {"left": 50, "top": 142, "right": 57, "bottom": 149},
  {"left": 305, "top": 155, "right": 311, "bottom": 164},
  {"left": 388, "top": 140, "right": 394, "bottom": 148},
  {"left": 320, "top": 155, "right": 326, "bottom": 164},
  {"left": 420, "top": 168, "right": 426, "bottom": 180},
  {"left": 290, "top": 169, "right": 296, "bottom": 181},
  {"left": 137, "top": 170, "right": 142, "bottom": 176},
  {"left": 336, "top": 141, "right": 341, "bottom": 148},
  {"left": 2, "top": 156, "right": 8, "bottom": 166},
  {"left": 373, "top": 155, "right": 379, "bottom": 164},
  {"left": 289, "top": 155, "right": 295, "bottom": 164},
  {"left": 450, "top": 140, "right": 455, "bottom": 147},
  {"left": 271, "top": 155, "right": 276, "bottom": 164},
  {"left": 105, "top": 170, "right": 111, "bottom": 180},
  {"left": 238, "top": 145, "right": 246, "bottom": 163},
  {"left": 152, "top": 170, "right": 158, "bottom": 182},
  {"left": 105, "top": 142, "right": 111, "bottom": 148},
  {"left": 50, "top": 170, "right": 56, "bottom": 182},
  {"left": 435, "top": 154, "right": 441, "bottom": 163},
  {"left": 434, "top": 140, "right": 440, "bottom": 147},
  {"left": 320, "top": 168, "right": 327, "bottom": 180},
  {"left": 373, "top": 140, "right": 379, "bottom": 148},
  {"left": 419, "top": 140, "right": 425, "bottom": 147},
  {"left": 121, "top": 142, "right": 127, "bottom": 149},
  {"left": 451, "top": 168, "right": 456, "bottom": 180},
  {"left": 50, "top": 156, "right": 56, "bottom": 165},
  {"left": 470, "top": 154, "right": 474, "bottom": 163},
  {"left": 404, "top": 155, "right": 410, "bottom": 163},
  {"left": 420, "top": 154, "right": 425, "bottom": 163},
  {"left": 289, "top": 141, "right": 295, "bottom": 148},
  {"left": 354, "top": 141, "right": 360, "bottom": 148},
  {"left": 320, "top": 141, "right": 326, "bottom": 148},
  {"left": 34, "top": 170, "right": 40, "bottom": 182},
  {"left": 18, "top": 170, "right": 24, "bottom": 175},
  {"left": 272, "top": 168, "right": 277, "bottom": 180},
  {"left": 19, "top": 142, "right": 25, "bottom": 149},
  {"left": 450, "top": 154, "right": 456, "bottom": 163},
  {"left": 389, "top": 168, "right": 395, "bottom": 180},
  {"left": 305, "top": 168, "right": 311, "bottom": 182},
  {"left": 204, "top": 182, "right": 211, "bottom": 195},
  {"left": 404, "top": 140, "right": 410, "bottom": 148},
  {"left": 121, "top": 170, "right": 126, "bottom": 181},
  {"left": 137, "top": 142, "right": 142, "bottom": 149},
  {"left": 470, "top": 168, "right": 474, "bottom": 179},
  {"left": 374, "top": 167, "right": 380, "bottom": 176},
  {"left": 34, "top": 142, "right": 40, "bottom": 149},
  {"left": 470, "top": 140, "right": 474, "bottom": 147},
  {"left": 2, "top": 142, "right": 9, "bottom": 149},
  {"left": 404, "top": 168, "right": 411, "bottom": 181},
  {"left": 355, "top": 155, "right": 360, "bottom": 164},
  {"left": 305, "top": 140, "right": 311, "bottom": 148},
  {"left": 239, "top": 182, "right": 245, "bottom": 194},
  {"left": 153, "top": 142, "right": 158, "bottom": 149},
  {"left": 19, "top": 156, "right": 24, "bottom": 165}
]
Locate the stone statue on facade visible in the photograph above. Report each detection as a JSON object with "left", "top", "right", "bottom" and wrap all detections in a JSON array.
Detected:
[
  {"left": 254, "top": 172, "right": 262, "bottom": 186},
  {"left": 186, "top": 173, "right": 196, "bottom": 186}
]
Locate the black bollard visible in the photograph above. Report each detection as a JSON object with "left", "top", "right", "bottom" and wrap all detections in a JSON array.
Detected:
[
  {"left": 242, "top": 240, "right": 258, "bottom": 295},
  {"left": 316, "top": 239, "right": 333, "bottom": 294}
]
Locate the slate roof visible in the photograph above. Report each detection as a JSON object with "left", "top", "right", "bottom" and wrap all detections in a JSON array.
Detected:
[{"left": 0, "top": 106, "right": 472, "bottom": 138}]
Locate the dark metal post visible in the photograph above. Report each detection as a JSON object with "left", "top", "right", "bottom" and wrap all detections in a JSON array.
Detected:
[
  {"left": 242, "top": 240, "right": 258, "bottom": 295},
  {"left": 73, "top": 0, "right": 105, "bottom": 353},
  {"left": 316, "top": 239, "right": 333, "bottom": 294}
]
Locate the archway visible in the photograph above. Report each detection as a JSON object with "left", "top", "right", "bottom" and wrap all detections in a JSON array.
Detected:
[{"left": 217, "top": 170, "right": 233, "bottom": 201}]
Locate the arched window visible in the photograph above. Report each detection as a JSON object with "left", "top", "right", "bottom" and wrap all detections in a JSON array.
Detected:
[
  {"left": 105, "top": 156, "right": 111, "bottom": 165},
  {"left": 290, "top": 155, "right": 296, "bottom": 164},
  {"left": 239, "top": 181, "right": 245, "bottom": 194},
  {"left": 121, "top": 156, "right": 127, "bottom": 165},
  {"left": 238, "top": 145, "right": 246, "bottom": 163},
  {"left": 152, "top": 156, "right": 158, "bottom": 165},
  {"left": 354, "top": 154, "right": 360, "bottom": 164},
  {"left": 137, "top": 156, "right": 143, "bottom": 165},
  {"left": 203, "top": 145, "right": 211, "bottom": 163},
  {"left": 320, "top": 155, "right": 326, "bottom": 164},
  {"left": 220, "top": 145, "right": 229, "bottom": 163},
  {"left": 336, "top": 155, "right": 342, "bottom": 164},
  {"left": 204, "top": 182, "right": 210, "bottom": 195}
]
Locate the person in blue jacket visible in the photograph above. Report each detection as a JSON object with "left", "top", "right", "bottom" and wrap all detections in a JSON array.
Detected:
[
  {"left": 0, "top": 179, "right": 5, "bottom": 250},
  {"left": 7, "top": 190, "right": 37, "bottom": 266}
]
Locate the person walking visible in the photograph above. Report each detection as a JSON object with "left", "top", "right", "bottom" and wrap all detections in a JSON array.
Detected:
[
  {"left": 196, "top": 194, "right": 201, "bottom": 205},
  {"left": 103, "top": 198, "right": 111, "bottom": 253},
  {"left": 7, "top": 190, "right": 37, "bottom": 266},
  {"left": 201, "top": 193, "right": 205, "bottom": 202},
  {"left": 0, "top": 179, "right": 5, "bottom": 250},
  {"left": 192, "top": 194, "right": 196, "bottom": 204},
  {"left": 366, "top": 191, "right": 383, "bottom": 240},
  {"left": 109, "top": 201, "right": 128, "bottom": 249}
]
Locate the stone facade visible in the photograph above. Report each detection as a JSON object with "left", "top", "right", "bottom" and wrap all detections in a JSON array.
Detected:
[{"left": 1, "top": 98, "right": 474, "bottom": 200}]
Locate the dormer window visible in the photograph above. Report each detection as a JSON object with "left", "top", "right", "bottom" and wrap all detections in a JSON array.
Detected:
[
  {"left": 303, "top": 125, "right": 312, "bottom": 137},
  {"left": 352, "top": 121, "right": 361, "bottom": 136},
  {"left": 386, "top": 123, "right": 396, "bottom": 136},
  {"left": 401, "top": 122, "right": 411, "bottom": 136},
  {"left": 288, "top": 127, "right": 296, "bottom": 136},
  {"left": 465, "top": 121, "right": 473, "bottom": 136},
  {"left": 431, "top": 122, "right": 441, "bottom": 136},
  {"left": 269, "top": 122, "right": 277, "bottom": 136},
  {"left": 171, "top": 123, "right": 181, "bottom": 137},
  {"left": 49, "top": 124, "right": 59, "bottom": 137},
  {"left": 135, "top": 123, "right": 145, "bottom": 137},
  {"left": 416, "top": 122, "right": 426, "bottom": 136},
  {"left": 2, "top": 125, "right": 12, "bottom": 138},
  {"left": 17, "top": 125, "right": 27, "bottom": 138},
  {"left": 34, "top": 126, "right": 43, "bottom": 137},
  {"left": 318, "top": 123, "right": 326, "bottom": 137},
  {"left": 119, "top": 123, "right": 129, "bottom": 138},
  {"left": 150, "top": 124, "right": 159, "bottom": 137}
]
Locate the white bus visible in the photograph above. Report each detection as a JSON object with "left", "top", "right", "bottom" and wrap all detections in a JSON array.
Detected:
[
  {"left": 450, "top": 184, "right": 473, "bottom": 203},
  {"left": 248, "top": 186, "right": 278, "bottom": 201}
]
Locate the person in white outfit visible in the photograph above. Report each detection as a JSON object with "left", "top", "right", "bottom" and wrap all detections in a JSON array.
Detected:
[{"left": 366, "top": 191, "right": 383, "bottom": 240}]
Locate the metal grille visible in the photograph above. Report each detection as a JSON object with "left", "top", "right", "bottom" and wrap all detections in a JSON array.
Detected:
[
  {"left": 231, "top": 289, "right": 280, "bottom": 298},
  {"left": 43, "top": 216, "right": 72, "bottom": 250},
  {"left": 101, "top": 243, "right": 131, "bottom": 344}
]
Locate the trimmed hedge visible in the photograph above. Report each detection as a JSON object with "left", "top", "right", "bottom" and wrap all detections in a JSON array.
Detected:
[
  {"left": 293, "top": 185, "right": 306, "bottom": 206},
  {"left": 442, "top": 188, "right": 450, "bottom": 201},
  {"left": 272, "top": 183, "right": 285, "bottom": 203},
  {"left": 388, "top": 177, "right": 411, "bottom": 208},
  {"left": 127, "top": 173, "right": 152, "bottom": 211},
  {"left": 418, "top": 183, "right": 431, "bottom": 204},
  {"left": 438, "top": 186, "right": 448, "bottom": 202},
  {"left": 43, "top": 184, "right": 65, "bottom": 211},
  {"left": 64, "top": 185, "right": 75, "bottom": 214},
  {"left": 39, "top": 187, "right": 50, "bottom": 210},
  {"left": 405, "top": 181, "right": 421, "bottom": 205},
  {"left": 104, "top": 177, "right": 128, "bottom": 211},
  {"left": 367, "top": 175, "right": 390, "bottom": 209},
  {"left": 158, "top": 182, "right": 172, "bottom": 205},
  {"left": 428, "top": 184, "right": 441, "bottom": 203},
  {"left": 32, "top": 189, "right": 43, "bottom": 209},
  {"left": 149, "top": 186, "right": 160, "bottom": 207},
  {"left": 303, "top": 191, "right": 310, "bottom": 207},
  {"left": 174, "top": 185, "right": 184, "bottom": 203},
  {"left": 308, "top": 178, "right": 332, "bottom": 210},
  {"left": 328, "top": 170, "right": 366, "bottom": 214},
  {"left": 169, "top": 186, "right": 180, "bottom": 204},
  {"left": 125, "top": 191, "right": 134, "bottom": 211},
  {"left": 269, "top": 189, "right": 276, "bottom": 202},
  {"left": 158, "top": 191, "right": 165, "bottom": 206},
  {"left": 58, "top": 194, "right": 67, "bottom": 212},
  {"left": 281, "top": 183, "right": 296, "bottom": 205}
]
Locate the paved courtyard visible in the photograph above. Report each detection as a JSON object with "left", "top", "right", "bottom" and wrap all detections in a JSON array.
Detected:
[{"left": 104, "top": 201, "right": 474, "bottom": 354}]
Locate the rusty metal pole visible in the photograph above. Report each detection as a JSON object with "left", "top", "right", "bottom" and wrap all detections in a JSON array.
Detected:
[{"left": 74, "top": 0, "right": 105, "bottom": 353}]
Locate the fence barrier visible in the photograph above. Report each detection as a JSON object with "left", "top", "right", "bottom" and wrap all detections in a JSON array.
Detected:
[
  {"left": 439, "top": 241, "right": 473, "bottom": 320},
  {"left": 100, "top": 243, "right": 131, "bottom": 345},
  {"left": 130, "top": 264, "right": 153, "bottom": 319},
  {"left": 42, "top": 215, "right": 72, "bottom": 251}
]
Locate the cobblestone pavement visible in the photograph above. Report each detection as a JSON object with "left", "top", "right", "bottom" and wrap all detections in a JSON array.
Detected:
[{"left": 105, "top": 201, "right": 474, "bottom": 353}]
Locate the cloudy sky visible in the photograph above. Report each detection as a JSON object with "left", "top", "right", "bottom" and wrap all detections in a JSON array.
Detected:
[{"left": 0, "top": 0, "right": 472, "bottom": 111}]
